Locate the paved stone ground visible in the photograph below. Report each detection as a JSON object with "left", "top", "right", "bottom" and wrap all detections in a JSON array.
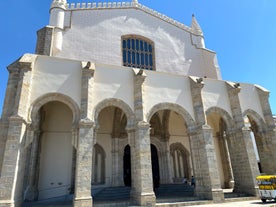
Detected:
[{"left": 185, "top": 199, "right": 276, "bottom": 207}]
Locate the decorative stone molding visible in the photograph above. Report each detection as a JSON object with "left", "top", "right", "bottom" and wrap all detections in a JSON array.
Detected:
[
  {"left": 79, "top": 118, "right": 94, "bottom": 128},
  {"left": 7, "top": 54, "right": 37, "bottom": 73},
  {"left": 205, "top": 107, "right": 235, "bottom": 131},
  {"left": 29, "top": 93, "right": 80, "bottom": 128},
  {"left": 147, "top": 102, "right": 196, "bottom": 133},
  {"left": 93, "top": 98, "right": 135, "bottom": 129},
  {"left": 66, "top": 1, "right": 198, "bottom": 35},
  {"left": 51, "top": 0, "right": 67, "bottom": 10}
]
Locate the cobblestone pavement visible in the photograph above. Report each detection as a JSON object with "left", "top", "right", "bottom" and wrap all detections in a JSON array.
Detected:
[{"left": 185, "top": 199, "right": 276, "bottom": 207}]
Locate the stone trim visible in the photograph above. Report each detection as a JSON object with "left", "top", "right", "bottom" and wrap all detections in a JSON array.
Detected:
[
  {"left": 29, "top": 93, "right": 80, "bottom": 127},
  {"left": 65, "top": 1, "right": 196, "bottom": 35},
  {"left": 243, "top": 109, "right": 267, "bottom": 133},
  {"left": 93, "top": 98, "right": 135, "bottom": 128},
  {"left": 147, "top": 102, "right": 196, "bottom": 134},
  {"left": 205, "top": 107, "right": 235, "bottom": 132}
]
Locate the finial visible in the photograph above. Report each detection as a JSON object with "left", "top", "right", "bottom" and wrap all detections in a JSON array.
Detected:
[
  {"left": 191, "top": 14, "right": 203, "bottom": 36},
  {"left": 51, "top": 0, "right": 67, "bottom": 10}
]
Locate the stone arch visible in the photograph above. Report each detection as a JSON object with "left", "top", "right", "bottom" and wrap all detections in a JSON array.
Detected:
[
  {"left": 147, "top": 103, "right": 196, "bottom": 134},
  {"left": 243, "top": 109, "right": 267, "bottom": 133},
  {"left": 29, "top": 93, "right": 80, "bottom": 128},
  {"left": 205, "top": 107, "right": 234, "bottom": 131},
  {"left": 170, "top": 142, "right": 191, "bottom": 180},
  {"left": 93, "top": 98, "right": 134, "bottom": 129},
  {"left": 243, "top": 109, "right": 269, "bottom": 174}
]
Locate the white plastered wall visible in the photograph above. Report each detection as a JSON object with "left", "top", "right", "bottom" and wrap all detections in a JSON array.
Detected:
[
  {"left": 56, "top": 8, "right": 219, "bottom": 79},
  {"left": 144, "top": 71, "right": 195, "bottom": 120},
  {"left": 92, "top": 64, "right": 134, "bottom": 113},
  {"left": 31, "top": 56, "right": 82, "bottom": 107},
  {"left": 202, "top": 79, "right": 232, "bottom": 116},
  {"left": 239, "top": 83, "right": 264, "bottom": 120}
]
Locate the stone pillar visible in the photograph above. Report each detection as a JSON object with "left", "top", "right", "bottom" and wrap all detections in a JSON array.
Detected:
[
  {"left": 111, "top": 137, "right": 120, "bottom": 186},
  {"left": 0, "top": 54, "right": 36, "bottom": 207},
  {"left": 130, "top": 69, "right": 155, "bottom": 206},
  {"left": 189, "top": 126, "right": 224, "bottom": 201},
  {"left": 189, "top": 77, "right": 224, "bottom": 202},
  {"left": 226, "top": 82, "right": 259, "bottom": 196},
  {"left": 164, "top": 140, "right": 173, "bottom": 183},
  {"left": 0, "top": 63, "right": 21, "bottom": 173},
  {"left": 255, "top": 85, "right": 276, "bottom": 173},
  {"left": 218, "top": 132, "right": 234, "bottom": 188},
  {"left": 74, "top": 120, "right": 94, "bottom": 207},
  {"left": 0, "top": 116, "right": 28, "bottom": 207},
  {"left": 74, "top": 61, "right": 95, "bottom": 207},
  {"left": 24, "top": 124, "right": 40, "bottom": 201}
]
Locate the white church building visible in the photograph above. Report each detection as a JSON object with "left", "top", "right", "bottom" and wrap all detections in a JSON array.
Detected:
[{"left": 0, "top": 0, "right": 276, "bottom": 206}]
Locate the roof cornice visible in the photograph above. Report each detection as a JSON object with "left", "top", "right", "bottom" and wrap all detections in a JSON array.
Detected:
[{"left": 66, "top": 1, "right": 195, "bottom": 34}]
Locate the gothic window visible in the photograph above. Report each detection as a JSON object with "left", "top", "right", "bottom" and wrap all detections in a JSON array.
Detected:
[{"left": 122, "top": 35, "right": 155, "bottom": 70}]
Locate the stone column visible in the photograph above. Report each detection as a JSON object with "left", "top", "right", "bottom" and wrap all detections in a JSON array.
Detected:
[
  {"left": 74, "top": 120, "right": 94, "bottom": 207},
  {"left": 74, "top": 61, "right": 95, "bottom": 207},
  {"left": 24, "top": 124, "right": 41, "bottom": 201},
  {"left": 0, "top": 116, "right": 28, "bottom": 207},
  {"left": 164, "top": 140, "right": 173, "bottom": 183},
  {"left": 111, "top": 137, "right": 120, "bottom": 186},
  {"left": 255, "top": 85, "right": 276, "bottom": 173},
  {"left": 0, "top": 63, "right": 21, "bottom": 174},
  {"left": 189, "top": 126, "right": 223, "bottom": 201},
  {"left": 0, "top": 54, "right": 36, "bottom": 207},
  {"left": 189, "top": 77, "right": 224, "bottom": 202},
  {"left": 130, "top": 69, "right": 155, "bottom": 206},
  {"left": 226, "top": 82, "right": 259, "bottom": 196},
  {"left": 219, "top": 132, "right": 234, "bottom": 188}
]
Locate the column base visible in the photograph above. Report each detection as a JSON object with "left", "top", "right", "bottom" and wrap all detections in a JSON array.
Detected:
[
  {"left": 0, "top": 200, "right": 14, "bottom": 207},
  {"left": 212, "top": 189, "right": 224, "bottom": 203},
  {"left": 130, "top": 192, "right": 156, "bottom": 207},
  {"left": 195, "top": 187, "right": 224, "bottom": 202},
  {"left": 74, "top": 196, "right": 93, "bottom": 207},
  {"left": 233, "top": 186, "right": 258, "bottom": 196}
]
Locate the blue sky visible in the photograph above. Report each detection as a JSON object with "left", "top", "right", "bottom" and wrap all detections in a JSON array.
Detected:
[{"left": 1, "top": 0, "right": 276, "bottom": 115}]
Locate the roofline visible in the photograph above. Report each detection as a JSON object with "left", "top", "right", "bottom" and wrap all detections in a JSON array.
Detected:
[{"left": 65, "top": 1, "right": 195, "bottom": 34}]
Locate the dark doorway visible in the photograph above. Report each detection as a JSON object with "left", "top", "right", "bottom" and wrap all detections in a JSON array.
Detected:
[
  {"left": 151, "top": 144, "right": 160, "bottom": 189},
  {"left": 123, "top": 145, "right": 131, "bottom": 186}
]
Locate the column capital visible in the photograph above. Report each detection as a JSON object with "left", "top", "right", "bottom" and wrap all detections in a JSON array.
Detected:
[
  {"left": 79, "top": 118, "right": 94, "bottom": 128},
  {"left": 136, "top": 121, "right": 150, "bottom": 129},
  {"left": 8, "top": 115, "right": 27, "bottom": 124}
]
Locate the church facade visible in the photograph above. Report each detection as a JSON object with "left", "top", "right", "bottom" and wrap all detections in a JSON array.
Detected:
[{"left": 0, "top": 0, "right": 276, "bottom": 206}]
